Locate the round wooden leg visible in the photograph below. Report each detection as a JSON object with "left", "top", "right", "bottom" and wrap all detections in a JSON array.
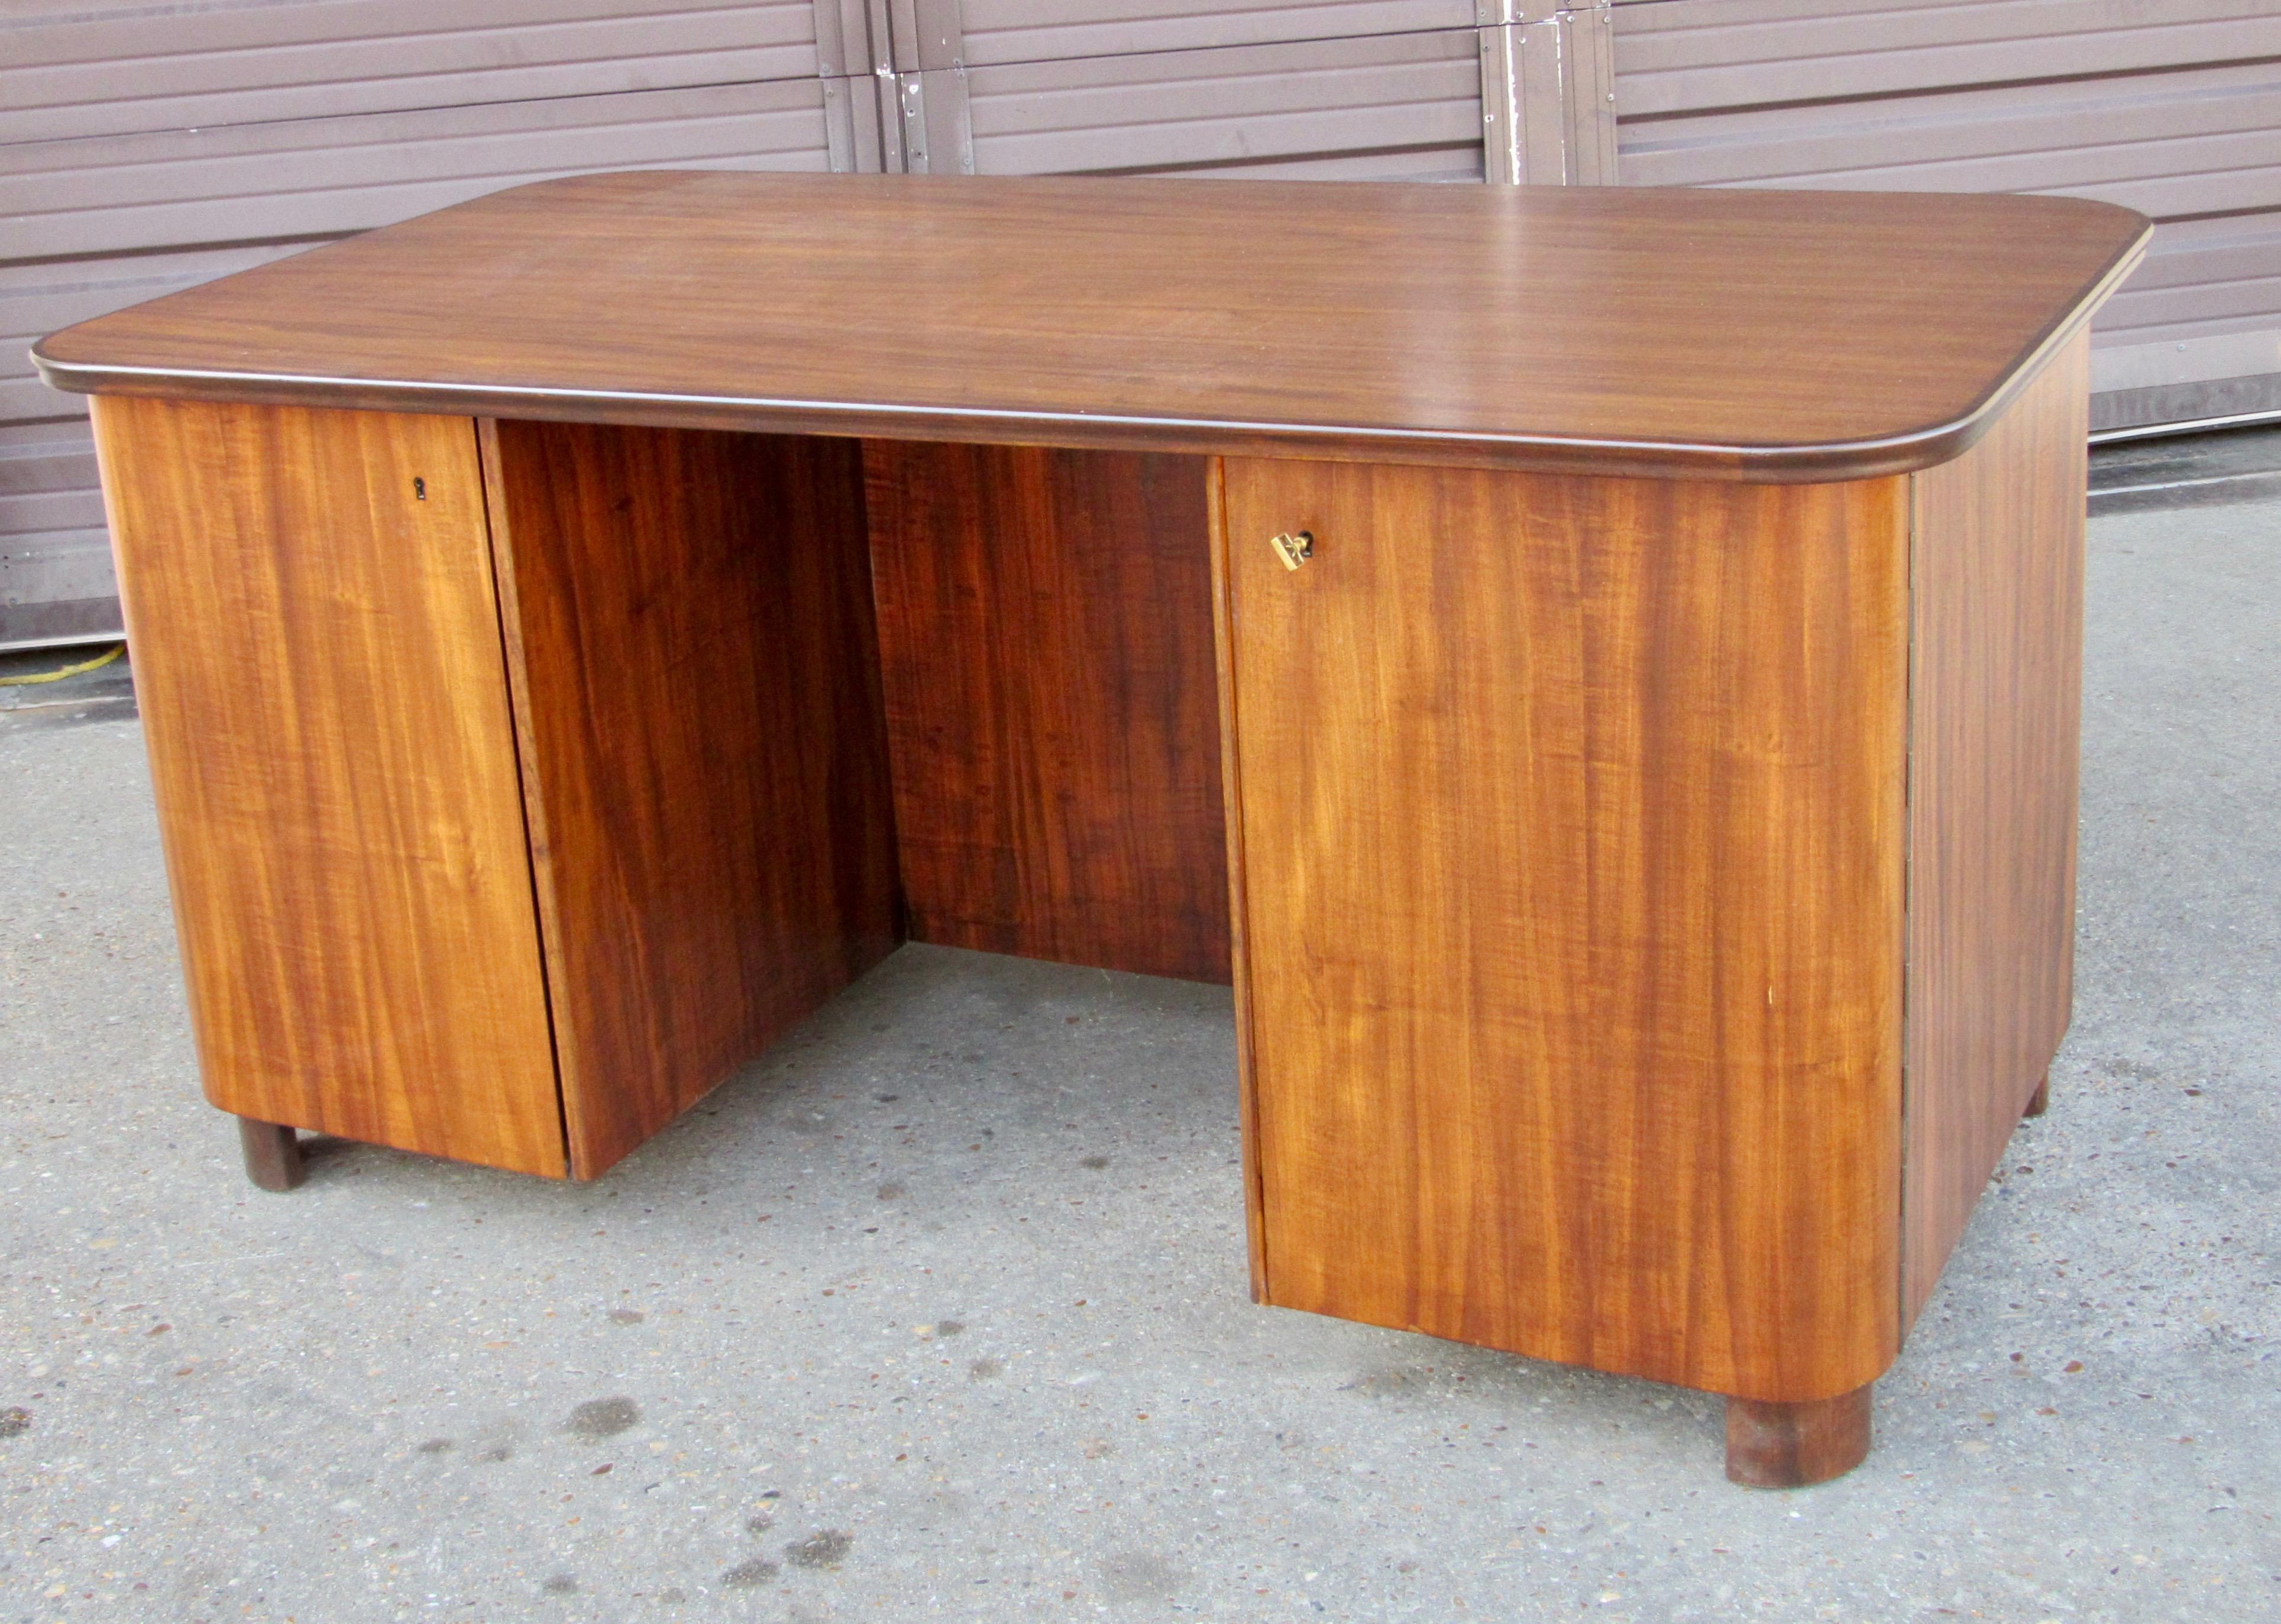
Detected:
[
  {"left": 238, "top": 1117, "right": 305, "bottom": 1192},
  {"left": 1724, "top": 1383, "right": 1872, "bottom": 1488},
  {"left": 2023, "top": 1072, "right": 2050, "bottom": 1118}
]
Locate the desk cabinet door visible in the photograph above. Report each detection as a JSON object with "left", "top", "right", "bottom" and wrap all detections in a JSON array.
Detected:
[
  {"left": 91, "top": 397, "right": 566, "bottom": 1177},
  {"left": 1216, "top": 455, "right": 1908, "bottom": 1402}
]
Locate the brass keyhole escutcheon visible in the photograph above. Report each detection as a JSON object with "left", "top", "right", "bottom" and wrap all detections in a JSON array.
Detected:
[{"left": 1269, "top": 530, "right": 1313, "bottom": 571}]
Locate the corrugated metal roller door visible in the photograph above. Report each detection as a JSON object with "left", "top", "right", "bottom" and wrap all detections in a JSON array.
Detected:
[
  {"left": 5, "top": 0, "right": 1512, "bottom": 647},
  {"left": 818, "top": 0, "right": 1491, "bottom": 182},
  {"left": 1, "top": 0, "right": 836, "bottom": 650},
  {"left": 962, "top": 31, "right": 1484, "bottom": 183},
  {"left": 1610, "top": 0, "right": 2281, "bottom": 436},
  {"left": 954, "top": 0, "right": 1485, "bottom": 182},
  {"left": 10, "top": 1, "right": 2272, "bottom": 647}
]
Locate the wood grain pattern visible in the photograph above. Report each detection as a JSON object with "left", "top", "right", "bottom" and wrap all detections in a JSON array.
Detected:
[
  {"left": 89, "top": 396, "right": 565, "bottom": 1177},
  {"left": 1220, "top": 456, "right": 1910, "bottom": 1402},
  {"left": 38, "top": 172, "right": 2147, "bottom": 481},
  {"left": 865, "top": 441, "right": 1229, "bottom": 984},
  {"left": 481, "top": 420, "right": 902, "bottom": 1179},
  {"left": 1901, "top": 331, "right": 2091, "bottom": 1324},
  {"left": 1724, "top": 1386, "right": 1874, "bottom": 1489}
]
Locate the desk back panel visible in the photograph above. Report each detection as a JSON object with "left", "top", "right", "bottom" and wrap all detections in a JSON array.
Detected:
[
  {"left": 481, "top": 420, "right": 903, "bottom": 1178},
  {"left": 1220, "top": 455, "right": 1910, "bottom": 1403},
  {"left": 865, "top": 442, "right": 1231, "bottom": 985},
  {"left": 88, "top": 397, "right": 567, "bottom": 1176}
]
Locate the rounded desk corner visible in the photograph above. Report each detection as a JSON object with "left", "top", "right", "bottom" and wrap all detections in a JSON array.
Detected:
[
  {"left": 27, "top": 338, "right": 98, "bottom": 399},
  {"left": 1752, "top": 328, "right": 2111, "bottom": 486},
  {"left": 2019, "top": 192, "right": 2156, "bottom": 245},
  {"left": 1654, "top": 415, "right": 1999, "bottom": 486}
]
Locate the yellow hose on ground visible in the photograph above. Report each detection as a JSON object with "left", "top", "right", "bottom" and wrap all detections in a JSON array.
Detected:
[{"left": 0, "top": 643, "right": 125, "bottom": 687}]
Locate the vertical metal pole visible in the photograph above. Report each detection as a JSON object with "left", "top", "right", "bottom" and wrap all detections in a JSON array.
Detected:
[
  {"left": 813, "top": 0, "right": 901, "bottom": 172},
  {"left": 891, "top": 0, "right": 974, "bottom": 175},
  {"left": 1477, "top": 1, "right": 1616, "bottom": 186},
  {"left": 1564, "top": 1, "right": 1618, "bottom": 185},
  {"left": 1478, "top": 20, "right": 1524, "bottom": 185}
]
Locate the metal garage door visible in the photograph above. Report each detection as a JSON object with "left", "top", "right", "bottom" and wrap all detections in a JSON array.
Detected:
[
  {"left": 1, "top": 0, "right": 837, "bottom": 649},
  {"left": 8, "top": 0, "right": 1594, "bottom": 646},
  {"left": 817, "top": 0, "right": 1494, "bottom": 182},
  {"left": 7, "top": 1, "right": 2272, "bottom": 646},
  {"left": 1610, "top": 0, "right": 2281, "bottom": 436}
]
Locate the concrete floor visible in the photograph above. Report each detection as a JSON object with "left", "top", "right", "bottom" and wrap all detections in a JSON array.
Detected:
[{"left": 3, "top": 473, "right": 2277, "bottom": 1623}]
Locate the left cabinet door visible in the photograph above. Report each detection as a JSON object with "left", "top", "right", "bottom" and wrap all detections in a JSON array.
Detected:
[{"left": 90, "top": 398, "right": 565, "bottom": 1177}]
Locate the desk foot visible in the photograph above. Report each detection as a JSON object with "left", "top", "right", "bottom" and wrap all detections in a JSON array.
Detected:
[
  {"left": 1724, "top": 1384, "right": 1872, "bottom": 1488},
  {"left": 237, "top": 1118, "right": 305, "bottom": 1192},
  {"left": 2024, "top": 1072, "right": 2050, "bottom": 1118}
]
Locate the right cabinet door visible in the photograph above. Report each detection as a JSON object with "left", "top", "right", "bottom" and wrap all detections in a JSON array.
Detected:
[{"left": 1215, "top": 454, "right": 1908, "bottom": 1403}]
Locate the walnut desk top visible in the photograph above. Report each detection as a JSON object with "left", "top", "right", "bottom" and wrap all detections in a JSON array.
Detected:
[{"left": 36, "top": 170, "right": 2146, "bottom": 482}]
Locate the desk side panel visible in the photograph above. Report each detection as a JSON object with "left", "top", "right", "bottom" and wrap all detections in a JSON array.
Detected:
[
  {"left": 1221, "top": 457, "right": 1908, "bottom": 1402},
  {"left": 88, "top": 397, "right": 566, "bottom": 1176},
  {"left": 482, "top": 420, "right": 902, "bottom": 1179},
  {"left": 865, "top": 442, "right": 1231, "bottom": 985},
  {"left": 1901, "top": 331, "right": 2091, "bottom": 1325}
]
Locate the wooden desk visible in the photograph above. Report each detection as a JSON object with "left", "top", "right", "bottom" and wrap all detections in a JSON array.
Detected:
[{"left": 35, "top": 172, "right": 2148, "bottom": 1487}]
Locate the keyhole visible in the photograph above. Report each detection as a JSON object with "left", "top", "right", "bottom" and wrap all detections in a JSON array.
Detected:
[{"left": 413, "top": 477, "right": 428, "bottom": 501}]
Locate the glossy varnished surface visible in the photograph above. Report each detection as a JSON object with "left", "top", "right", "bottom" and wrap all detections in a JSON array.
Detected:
[
  {"left": 481, "top": 421, "right": 902, "bottom": 1179},
  {"left": 90, "top": 398, "right": 566, "bottom": 1177},
  {"left": 1220, "top": 457, "right": 1909, "bottom": 1402},
  {"left": 865, "top": 442, "right": 1230, "bottom": 984},
  {"left": 1901, "top": 334, "right": 2090, "bottom": 1322},
  {"left": 38, "top": 171, "right": 2146, "bottom": 481}
]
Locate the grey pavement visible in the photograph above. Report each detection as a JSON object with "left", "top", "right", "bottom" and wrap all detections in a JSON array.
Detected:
[{"left": 2, "top": 469, "right": 2277, "bottom": 1622}]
